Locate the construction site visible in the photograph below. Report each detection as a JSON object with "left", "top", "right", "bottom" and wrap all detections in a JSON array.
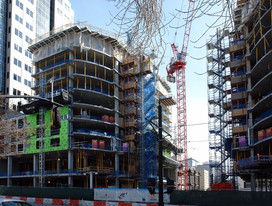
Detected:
[
  {"left": 0, "top": 25, "right": 180, "bottom": 188},
  {"left": 1, "top": 0, "right": 272, "bottom": 195},
  {"left": 207, "top": 0, "right": 272, "bottom": 191}
]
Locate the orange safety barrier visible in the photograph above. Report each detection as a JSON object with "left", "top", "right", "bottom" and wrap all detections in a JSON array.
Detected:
[
  {"left": 69, "top": 199, "right": 79, "bottom": 206},
  {"left": 266, "top": 127, "right": 272, "bottom": 137},
  {"left": 147, "top": 204, "right": 158, "bottom": 206},
  {"left": 20, "top": 197, "right": 28, "bottom": 202},
  {"left": 5, "top": 196, "right": 13, "bottom": 199},
  {"left": 119, "top": 202, "right": 132, "bottom": 206},
  {"left": 94, "top": 201, "right": 106, "bottom": 206},
  {"left": 52, "top": 198, "right": 63, "bottom": 205},
  {"left": 35, "top": 198, "right": 44, "bottom": 204}
]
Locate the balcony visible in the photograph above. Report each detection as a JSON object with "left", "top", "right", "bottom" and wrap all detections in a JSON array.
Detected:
[
  {"left": 230, "top": 55, "right": 245, "bottom": 68},
  {"left": 238, "top": 155, "right": 272, "bottom": 168},
  {"left": 232, "top": 108, "right": 247, "bottom": 117},
  {"left": 231, "top": 75, "right": 246, "bottom": 84},
  {"left": 232, "top": 92, "right": 247, "bottom": 100},
  {"left": 124, "top": 134, "right": 136, "bottom": 141},
  {"left": 229, "top": 40, "right": 245, "bottom": 52},
  {"left": 233, "top": 125, "right": 247, "bottom": 133}
]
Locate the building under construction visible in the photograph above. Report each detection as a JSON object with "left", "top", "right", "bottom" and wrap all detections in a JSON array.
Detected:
[
  {"left": 208, "top": 0, "right": 272, "bottom": 191},
  {"left": 0, "top": 25, "right": 180, "bottom": 188}
]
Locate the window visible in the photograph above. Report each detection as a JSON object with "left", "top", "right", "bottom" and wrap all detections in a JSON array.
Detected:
[
  {"left": 13, "top": 104, "right": 16, "bottom": 110},
  {"left": 8, "top": 27, "right": 10, "bottom": 33},
  {"left": 25, "top": 64, "right": 32, "bottom": 73},
  {"left": 65, "top": 3, "right": 69, "bottom": 11},
  {"left": 17, "top": 75, "right": 21, "bottom": 82},
  {"left": 13, "top": 73, "right": 17, "bottom": 81},
  {"left": 57, "top": 0, "right": 63, "bottom": 4},
  {"left": 65, "top": 15, "right": 69, "bottom": 22},
  {"left": 17, "top": 90, "right": 21, "bottom": 95},
  {"left": 50, "top": 138, "right": 60, "bottom": 147},
  {"left": 14, "top": 43, "right": 22, "bottom": 53},
  {"left": 7, "top": 57, "right": 9, "bottom": 64},
  {"left": 24, "top": 79, "right": 27, "bottom": 85},
  {"left": 25, "top": 50, "right": 32, "bottom": 59},
  {"left": 25, "top": 36, "right": 32, "bottom": 43},
  {"left": 7, "top": 72, "right": 9, "bottom": 79},
  {"left": 9, "top": 12, "right": 11, "bottom": 18},
  {"left": 15, "top": 28, "right": 22, "bottom": 38},
  {"left": 28, "top": 81, "right": 31, "bottom": 87},
  {"left": 57, "top": 8, "right": 62, "bottom": 16},
  {"left": 14, "top": 58, "right": 22, "bottom": 68},
  {"left": 26, "top": 22, "right": 33, "bottom": 31},
  {"left": 13, "top": 88, "right": 16, "bottom": 95},
  {"left": 26, "top": 8, "right": 33, "bottom": 17},
  {"left": 16, "top": 0, "right": 23, "bottom": 9},
  {"left": 28, "top": 0, "right": 33, "bottom": 4},
  {"left": 18, "top": 144, "right": 23, "bottom": 152},
  {"left": 7, "top": 42, "right": 10, "bottom": 48},
  {"left": 15, "top": 14, "right": 23, "bottom": 24}
]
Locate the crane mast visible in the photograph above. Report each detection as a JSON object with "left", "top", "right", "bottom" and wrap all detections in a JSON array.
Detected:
[{"left": 167, "top": 0, "right": 195, "bottom": 190}]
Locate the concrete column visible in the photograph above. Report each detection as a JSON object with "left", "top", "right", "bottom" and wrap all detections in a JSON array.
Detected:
[
  {"left": 69, "top": 51, "right": 74, "bottom": 88},
  {"left": 33, "top": 155, "right": 38, "bottom": 187},
  {"left": 115, "top": 153, "right": 119, "bottom": 187},
  {"left": 251, "top": 172, "right": 256, "bottom": 191},
  {"left": 89, "top": 172, "right": 93, "bottom": 189},
  {"left": 68, "top": 51, "right": 74, "bottom": 150},
  {"left": 7, "top": 156, "right": 12, "bottom": 186},
  {"left": 83, "top": 156, "right": 88, "bottom": 168},
  {"left": 57, "top": 159, "right": 60, "bottom": 173},
  {"left": 68, "top": 150, "right": 73, "bottom": 187},
  {"left": 114, "top": 60, "right": 120, "bottom": 135}
]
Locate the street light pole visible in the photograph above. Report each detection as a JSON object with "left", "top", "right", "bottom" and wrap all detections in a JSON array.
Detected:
[
  {"left": 158, "top": 96, "right": 176, "bottom": 206},
  {"left": 158, "top": 101, "right": 163, "bottom": 206}
]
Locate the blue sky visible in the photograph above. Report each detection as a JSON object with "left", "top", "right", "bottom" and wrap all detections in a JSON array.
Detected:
[{"left": 69, "top": 0, "right": 217, "bottom": 164}]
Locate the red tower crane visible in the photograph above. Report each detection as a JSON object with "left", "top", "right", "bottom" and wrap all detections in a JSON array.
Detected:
[{"left": 166, "top": 0, "right": 195, "bottom": 190}]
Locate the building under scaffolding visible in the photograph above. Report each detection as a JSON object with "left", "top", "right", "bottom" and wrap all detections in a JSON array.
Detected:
[
  {"left": 0, "top": 25, "right": 180, "bottom": 188},
  {"left": 208, "top": 0, "right": 272, "bottom": 191},
  {"left": 231, "top": 0, "right": 272, "bottom": 191}
]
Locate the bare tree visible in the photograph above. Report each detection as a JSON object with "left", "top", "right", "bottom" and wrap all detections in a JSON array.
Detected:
[
  {"left": 108, "top": 0, "right": 169, "bottom": 67},
  {"left": 108, "top": 0, "right": 266, "bottom": 64}
]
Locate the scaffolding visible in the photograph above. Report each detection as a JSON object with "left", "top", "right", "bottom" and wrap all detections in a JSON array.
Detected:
[
  {"left": 138, "top": 61, "right": 157, "bottom": 188},
  {"left": 207, "top": 29, "right": 232, "bottom": 185}
]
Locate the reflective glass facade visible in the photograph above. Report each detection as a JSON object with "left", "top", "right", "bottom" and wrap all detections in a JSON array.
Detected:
[
  {"left": 0, "top": 0, "right": 7, "bottom": 92},
  {"left": 36, "top": 0, "right": 50, "bottom": 38}
]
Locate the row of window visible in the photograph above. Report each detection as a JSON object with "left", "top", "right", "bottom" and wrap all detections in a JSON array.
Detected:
[
  {"left": 8, "top": 87, "right": 28, "bottom": 98},
  {"left": 13, "top": 74, "right": 31, "bottom": 87},
  {"left": 16, "top": 0, "right": 33, "bottom": 18},
  {"left": 13, "top": 88, "right": 21, "bottom": 95},
  {"left": 11, "top": 44, "right": 32, "bottom": 59},
  {"left": 15, "top": 28, "right": 33, "bottom": 43},
  {"left": 16, "top": 0, "right": 23, "bottom": 10},
  {"left": 15, "top": 14, "right": 33, "bottom": 31},
  {"left": 24, "top": 79, "right": 32, "bottom": 87},
  {"left": 13, "top": 73, "right": 21, "bottom": 82},
  {"left": 13, "top": 58, "right": 32, "bottom": 73},
  {"left": 14, "top": 58, "right": 22, "bottom": 68}
]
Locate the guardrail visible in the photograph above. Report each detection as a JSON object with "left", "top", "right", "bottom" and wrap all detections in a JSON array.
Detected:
[{"left": 238, "top": 155, "right": 272, "bottom": 167}]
